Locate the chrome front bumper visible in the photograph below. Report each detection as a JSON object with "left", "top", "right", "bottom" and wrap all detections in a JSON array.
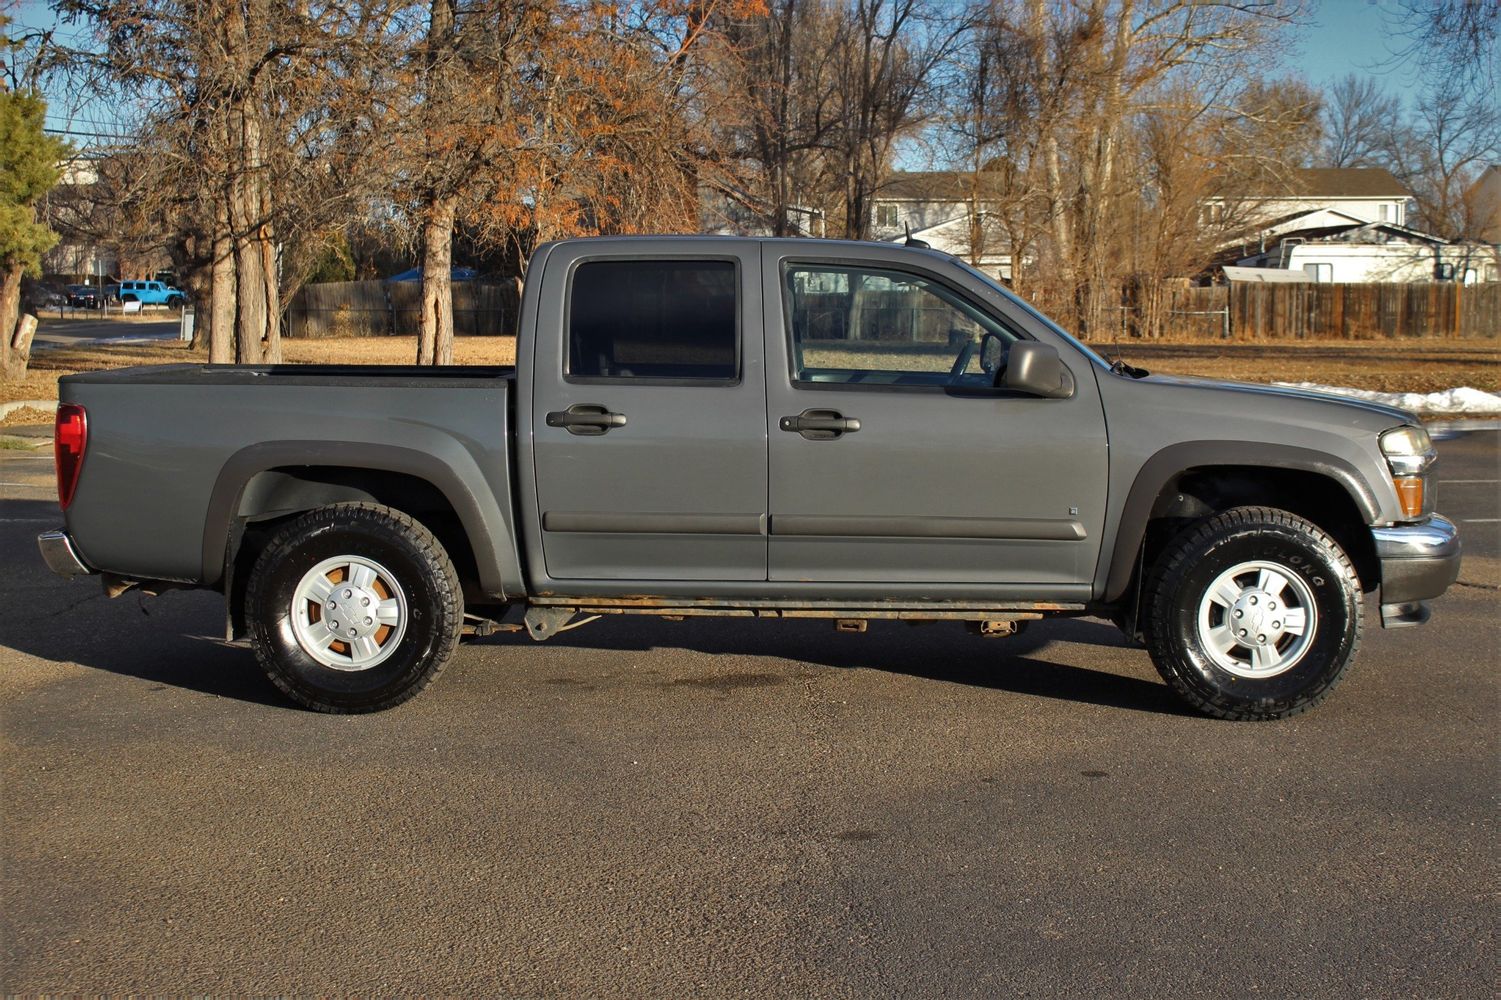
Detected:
[
  {"left": 1371, "top": 515, "right": 1461, "bottom": 628},
  {"left": 37, "top": 529, "right": 93, "bottom": 578}
]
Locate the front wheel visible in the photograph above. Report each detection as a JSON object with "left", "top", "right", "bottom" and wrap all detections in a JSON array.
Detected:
[
  {"left": 1144, "top": 506, "right": 1362, "bottom": 720},
  {"left": 245, "top": 502, "right": 463, "bottom": 712}
]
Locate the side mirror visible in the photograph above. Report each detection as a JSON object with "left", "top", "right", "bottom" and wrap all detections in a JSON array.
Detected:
[{"left": 1002, "top": 341, "right": 1073, "bottom": 399}]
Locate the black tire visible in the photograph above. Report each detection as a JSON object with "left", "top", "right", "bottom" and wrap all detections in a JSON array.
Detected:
[
  {"left": 245, "top": 502, "right": 463, "bottom": 713},
  {"left": 1144, "top": 506, "right": 1362, "bottom": 721},
  {"left": 121, "top": 293, "right": 138, "bottom": 303}
]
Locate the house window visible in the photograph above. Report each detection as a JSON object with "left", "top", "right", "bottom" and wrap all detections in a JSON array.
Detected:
[
  {"left": 1379, "top": 204, "right": 1389, "bottom": 222},
  {"left": 1303, "top": 263, "right": 1332, "bottom": 283},
  {"left": 876, "top": 204, "right": 899, "bottom": 228}
]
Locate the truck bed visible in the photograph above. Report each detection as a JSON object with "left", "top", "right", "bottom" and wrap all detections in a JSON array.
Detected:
[{"left": 59, "top": 363, "right": 519, "bottom": 592}]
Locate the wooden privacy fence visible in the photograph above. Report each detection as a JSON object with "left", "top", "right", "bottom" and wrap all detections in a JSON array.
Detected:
[
  {"left": 284, "top": 277, "right": 1499, "bottom": 341},
  {"left": 284, "top": 280, "right": 518, "bottom": 338},
  {"left": 1122, "top": 282, "right": 1500, "bottom": 341}
]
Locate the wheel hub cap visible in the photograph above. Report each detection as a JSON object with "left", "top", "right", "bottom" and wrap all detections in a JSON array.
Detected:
[
  {"left": 1196, "top": 561, "right": 1317, "bottom": 679},
  {"left": 290, "top": 556, "right": 408, "bottom": 672}
]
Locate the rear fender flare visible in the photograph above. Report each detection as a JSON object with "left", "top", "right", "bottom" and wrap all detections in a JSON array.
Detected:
[{"left": 202, "top": 440, "right": 521, "bottom": 599}]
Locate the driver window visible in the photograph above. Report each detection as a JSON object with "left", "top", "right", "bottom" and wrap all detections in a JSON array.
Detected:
[{"left": 785, "top": 264, "right": 1018, "bottom": 387}]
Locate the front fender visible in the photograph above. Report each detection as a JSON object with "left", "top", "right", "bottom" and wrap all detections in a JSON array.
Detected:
[{"left": 1099, "top": 441, "right": 1384, "bottom": 603}]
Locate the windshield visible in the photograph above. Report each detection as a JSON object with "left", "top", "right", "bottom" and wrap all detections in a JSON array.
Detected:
[{"left": 950, "top": 259, "right": 1111, "bottom": 370}]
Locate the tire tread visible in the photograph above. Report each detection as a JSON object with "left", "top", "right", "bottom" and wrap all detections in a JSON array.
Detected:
[
  {"left": 1144, "top": 505, "right": 1363, "bottom": 721},
  {"left": 245, "top": 502, "right": 462, "bottom": 713}
]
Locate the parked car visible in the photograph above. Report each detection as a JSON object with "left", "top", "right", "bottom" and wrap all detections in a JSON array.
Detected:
[
  {"left": 66, "top": 284, "right": 102, "bottom": 308},
  {"left": 114, "top": 279, "right": 188, "bottom": 309},
  {"left": 37, "top": 237, "right": 1461, "bottom": 718}
]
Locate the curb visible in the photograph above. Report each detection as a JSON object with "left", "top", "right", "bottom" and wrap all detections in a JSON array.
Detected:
[{"left": 0, "top": 399, "right": 56, "bottom": 420}]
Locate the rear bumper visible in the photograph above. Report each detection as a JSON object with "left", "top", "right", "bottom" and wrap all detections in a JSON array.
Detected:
[
  {"left": 37, "top": 529, "right": 94, "bottom": 578},
  {"left": 1371, "top": 515, "right": 1461, "bottom": 628}
]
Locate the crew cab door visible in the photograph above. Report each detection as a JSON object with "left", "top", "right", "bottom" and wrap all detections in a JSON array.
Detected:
[
  {"left": 529, "top": 242, "right": 767, "bottom": 581},
  {"left": 761, "top": 246, "right": 1108, "bottom": 594}
]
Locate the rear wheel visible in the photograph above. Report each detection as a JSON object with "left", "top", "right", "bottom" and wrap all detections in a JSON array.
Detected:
[
  {"left": 245, "top": 502, "right": 462, "bottom": 712},
  {"left": 1144, "top": 506, "right": 1362, "bottom": 720}
]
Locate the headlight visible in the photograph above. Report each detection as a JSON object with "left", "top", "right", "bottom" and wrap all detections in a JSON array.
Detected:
[
  {"left": 1380, "top": 425, "right": 1436, "bottom": 474},
  {"left": 1380, "top": 425, "right": 1436, "bottom": 517}
]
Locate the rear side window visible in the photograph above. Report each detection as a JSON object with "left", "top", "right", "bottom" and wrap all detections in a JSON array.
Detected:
[{"left": 567, "top": 260, "right": 738, "bottom": 383}]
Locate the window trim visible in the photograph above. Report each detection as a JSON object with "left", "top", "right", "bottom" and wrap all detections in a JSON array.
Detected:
[
  {"left": 562, "top": 254, "right": 744, "bottom": 388},
  {"left": 778, "top": 258, "right": 1033, "bottom": 395}
]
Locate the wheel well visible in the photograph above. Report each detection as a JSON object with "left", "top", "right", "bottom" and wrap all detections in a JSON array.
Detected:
[
  {"left": 1138, "top": 466, "right": 1379, "bottom": 594},
  {"left": 226, "top": 466, "right": 482, "bottom": 637}
]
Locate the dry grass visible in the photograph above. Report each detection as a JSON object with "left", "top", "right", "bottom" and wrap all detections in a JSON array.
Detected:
[{"left": 3, "top": 334, "right": 1496, "bottom": 427}]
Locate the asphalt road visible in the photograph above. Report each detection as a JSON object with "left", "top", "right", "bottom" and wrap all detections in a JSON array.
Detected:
[
  {"left": 32, "top": 314, "right": 182, "bottom": 349},
  {"left": 2, "top": 433, "right": 1496, "bottom": 996}
]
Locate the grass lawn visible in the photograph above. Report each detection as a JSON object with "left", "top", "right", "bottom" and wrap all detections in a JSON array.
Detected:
[{"left": 4, "top": 333, "right": 1498, "bottom": 426}]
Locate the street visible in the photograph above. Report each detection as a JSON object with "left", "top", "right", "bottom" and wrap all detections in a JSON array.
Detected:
[
  {"left": 31, "top": 315, "right": 181, "bottom": 350},
  {"left": 1, "top": 432, "right": 1496, "bottom": 996}
]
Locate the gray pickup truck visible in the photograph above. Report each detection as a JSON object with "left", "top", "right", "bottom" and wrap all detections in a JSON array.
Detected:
[{"left": 38, "top": 237, "right": 1460, "bottom": 719}]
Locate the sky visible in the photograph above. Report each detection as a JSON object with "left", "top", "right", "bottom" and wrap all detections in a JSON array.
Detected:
[
  {"left": 1291, "top": 0, "right": 1434, "bottom": 99},
  {"left": 7, "top": 0, "right": 1484, "bottom": 150}
]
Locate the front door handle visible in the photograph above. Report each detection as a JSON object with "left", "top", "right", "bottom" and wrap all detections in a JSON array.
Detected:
[
  {"left": 546, "top": 403, "right": 627, "bottom": 436},
  {"left": 779, "top": 408, "right": 860, "bottom": 440}
]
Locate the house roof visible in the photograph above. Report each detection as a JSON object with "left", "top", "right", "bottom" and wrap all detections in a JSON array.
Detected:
[
  {"left": 1230, "top": 167, "right": 1413, "bottom": 200},
  {"left": 878, "top": 171, "right": 984, "bottom": 201},
  {"left": 1275, "top": 221, "right": 1449, "bottom": 246},
  {"left": 1294, "top": 167, "right": 1410, "bottom": 197}
]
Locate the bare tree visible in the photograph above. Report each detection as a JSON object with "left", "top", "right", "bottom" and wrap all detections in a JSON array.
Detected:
[
  {"left": 828, "top": 0, "right": 964, "bottom": 240},
  {"left": 1379, "top": 84, "right": 1501, "bottom": 239},
  {"left": 53, "top": 1, "right": 409, "bottom": 363},
  {"left": 1389, "top": 0, "right": 1499, "bottom": 90},
  {"left": 1320, "top": 73, "right": 1403, "bottom": 169},
  {"left": 705, "top": 0, "right": 845, "bottom": 235}
]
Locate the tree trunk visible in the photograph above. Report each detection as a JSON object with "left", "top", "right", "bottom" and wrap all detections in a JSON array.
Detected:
[
  {"left": 417, "top": 196, "right": 456, "bottom": 365},
  {"left": 3, "top": 313, "right": 37, "bottom": 380},
  {"left": 0, "top": 265, "right": 20, "bottom": 371},
  {"left": 209, "top": 209, "right": 237, "bottom": 364}
]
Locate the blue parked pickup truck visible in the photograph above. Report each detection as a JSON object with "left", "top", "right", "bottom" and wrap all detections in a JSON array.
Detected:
[{"left": 37, "top": 237, "right": 1461, "bottom": 718}]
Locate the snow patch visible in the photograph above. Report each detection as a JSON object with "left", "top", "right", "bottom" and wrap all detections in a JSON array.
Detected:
[{"left": 1273, "top": 382, "right": 1501, "bottom": 416}]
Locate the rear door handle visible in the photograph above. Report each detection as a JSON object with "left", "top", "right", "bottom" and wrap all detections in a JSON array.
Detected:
[
  {"left": 779, "top": 408, "right": 860, "bottom": 440},
  {"left": 546, "top": 403, "right": 627, "bottom": 435}
]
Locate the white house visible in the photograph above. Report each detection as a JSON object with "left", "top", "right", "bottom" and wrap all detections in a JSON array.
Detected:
[
  {"left": 869, "top": 171, "right": 1017, "bottom": 280},
  {"left": 1205, "top": 167, "right": 1414, "bottom": 229}
]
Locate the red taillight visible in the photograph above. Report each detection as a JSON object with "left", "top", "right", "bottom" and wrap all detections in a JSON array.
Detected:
[{"left": 55, "top": 403, "right": 87, "bottom": 510}]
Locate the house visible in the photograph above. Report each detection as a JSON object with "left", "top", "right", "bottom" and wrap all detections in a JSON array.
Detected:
[
  {"left": 41, "top": 156, "right": 120, "bottom": 283},
  {"left": 1469, "top": 164, "right": 1501, "bottom": 244},
  {"left": 1204, "top": 167, "right": 1415, "bottom": 229},
  {"left": 868, "top": 171, "right": 1017, "bottom": 281},
  {"left": 1209, "top": 167, "right": 1496, "bottom": 283}
]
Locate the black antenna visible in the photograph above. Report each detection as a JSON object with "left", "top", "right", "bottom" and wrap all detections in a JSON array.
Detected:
[{"left": 903, "top": 222, "right": 930, "bottom": 249}]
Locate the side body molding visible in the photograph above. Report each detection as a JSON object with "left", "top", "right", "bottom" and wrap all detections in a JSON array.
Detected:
[
  {"left": 202, "top": 440, "right": 524, "bottom": 599},
  {"left": 1100, "top": 441, "right": 1383, "bottom": 603}
]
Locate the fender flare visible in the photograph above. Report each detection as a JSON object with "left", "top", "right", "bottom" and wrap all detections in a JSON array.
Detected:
[
  {"left": 1101, "top": 441, "right": 1383, "bottom": 603},
  {"left": 202, "top": 440, "right": 522, "bottom": 599}
]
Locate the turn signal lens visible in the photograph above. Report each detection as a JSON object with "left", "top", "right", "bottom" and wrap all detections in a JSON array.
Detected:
[
  {"left": 54, "top": 403, "right": 87, "bottom": 510},
  {"left": 1392, "top": 475, "right": 1425, "bottom": 518}
]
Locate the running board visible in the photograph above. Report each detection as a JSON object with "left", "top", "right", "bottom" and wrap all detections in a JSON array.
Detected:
[{"left": 521, "top": 598, "right": 1084, "bottom": 642}]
